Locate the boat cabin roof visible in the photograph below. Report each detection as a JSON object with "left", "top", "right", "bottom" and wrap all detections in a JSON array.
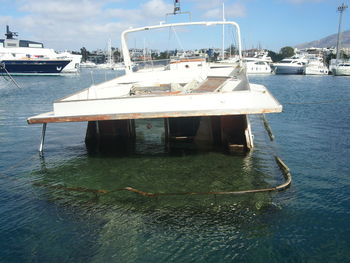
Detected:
[{"left": 0, "top": 39, "right": 44, "bottom": 48}]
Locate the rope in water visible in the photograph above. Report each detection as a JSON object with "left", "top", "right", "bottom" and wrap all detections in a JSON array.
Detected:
[
  {"left": 33, "top": 156, "right": 291, "bottom": 197},
  {"left": 261, "top": 114, "right": 274, "bottom": 141}
]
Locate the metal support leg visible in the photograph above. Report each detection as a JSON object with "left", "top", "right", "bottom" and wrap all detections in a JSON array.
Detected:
[
  {"left": 95, "top": 121, "right": 100, "bottom": 136},
  {"left": 39, "top": 123, "right": 47, "bottom": 153}
]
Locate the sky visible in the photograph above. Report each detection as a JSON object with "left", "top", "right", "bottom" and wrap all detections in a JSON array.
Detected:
[{"left": 0, "top": 0, "right": 349, "bottom": 52}]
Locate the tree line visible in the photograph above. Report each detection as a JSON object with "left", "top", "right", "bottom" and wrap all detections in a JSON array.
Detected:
[{"left": 79, "top": 45, "right": 348, "bottom": 64}]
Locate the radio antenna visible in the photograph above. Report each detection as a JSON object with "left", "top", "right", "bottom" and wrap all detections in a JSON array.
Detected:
[{"left": 166, "top": 0, "right": 191, "bottom": 21}]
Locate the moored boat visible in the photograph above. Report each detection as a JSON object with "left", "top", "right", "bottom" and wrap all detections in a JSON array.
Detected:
[
  {"left": 271, "top": 56, "right": 307, "bottom": 74},
  {"left": 0, "top": 58, "right": 71, "bottom": 75},
  {"left": 332, "top": 62, "right": 350, "bottom": 76},
  {"left": 0, "top": 25, "right": 74, "bottom": 75},
  {"left": 304, "top": 57, "right": 329, "bottom": 75},
  {"left": 244, "top": 60, "right": 271, "bottom": 74}
]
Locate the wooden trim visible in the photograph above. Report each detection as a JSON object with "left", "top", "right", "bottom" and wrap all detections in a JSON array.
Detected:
[{"left": 27, "top": 107, "right": 282, "bottom": 124}]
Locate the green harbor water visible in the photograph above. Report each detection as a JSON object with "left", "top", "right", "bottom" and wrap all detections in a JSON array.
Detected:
[{"left": 0, "top": 70, "right": 349, "bottom": 262}]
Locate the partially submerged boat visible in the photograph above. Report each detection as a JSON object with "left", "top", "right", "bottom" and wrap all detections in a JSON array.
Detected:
[{"left": 27, "top": 21, "right": 282, "bottom": 153}]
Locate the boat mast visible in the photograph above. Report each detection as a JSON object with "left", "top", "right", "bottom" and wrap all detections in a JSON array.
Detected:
[
  {"left": 222, "top": 3, "right": 225, "bottom": 60},
  {"left": 108, "top": 39, "right": 112, "bottom": 66},
  {"left": 336, "top": 3, "right": 348, "bottom": 62}
]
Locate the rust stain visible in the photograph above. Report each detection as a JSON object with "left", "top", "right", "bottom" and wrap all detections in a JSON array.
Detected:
[{"left": 27, "top": 108, "right": 282, "bottom": 124}]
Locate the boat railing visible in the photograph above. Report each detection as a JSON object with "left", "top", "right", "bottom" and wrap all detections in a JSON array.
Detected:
[{"left": 121, "top": 21, "right": 243, "bottom": 74}]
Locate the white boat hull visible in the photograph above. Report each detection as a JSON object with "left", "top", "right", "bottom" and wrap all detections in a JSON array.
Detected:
[
  {"left": 272, "top": 65, "right": 305, "bottom": 75},
  {"left": 245, "top": 61, "right": 271, "bottom": 74},
  {"left": 333, "top": 66, "right": 350, "bottom": 76},
  {"left": 304, "top": 66, "right": 328, "bottom": 75}
]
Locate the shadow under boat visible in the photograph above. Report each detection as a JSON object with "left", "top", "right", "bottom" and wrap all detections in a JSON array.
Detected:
[{"left": 84, "top": 115, "right": 252, "bottom": 155}]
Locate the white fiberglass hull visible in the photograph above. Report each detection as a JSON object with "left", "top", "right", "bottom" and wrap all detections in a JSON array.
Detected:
[
  {"left": 272, "top": 65, "right": 305, "bottom": 75},
  {"left": 304, "top": 66, "right": 329, "bottom": 75},
  {"left": 245, "top": 62, "right": 271, "bottom": 74}
]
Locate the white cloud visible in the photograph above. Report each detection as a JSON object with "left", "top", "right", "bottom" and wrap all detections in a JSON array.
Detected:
[
  {"left": 188, "top": 0, "right": 224, "bottom": 10},
  {"left": 107, "top": 0, "right": 173, "bottom": 25},
  {"left": 188, "top": 0, "right": 246, "bottom": 19},
  {"left": 1, "top": 0, "right": 174, "bottom": 50},
  {"left": 142, "top": 0, "right": 173, "bottom": 17},
  {"left": 1, "top": 0, "right": 245, "bottom": 50},
  {"left": 202, "top": 3, "right": 246, "bottom": 19}
]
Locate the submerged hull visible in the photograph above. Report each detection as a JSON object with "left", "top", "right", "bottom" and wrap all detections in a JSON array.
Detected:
[{"left": 0, "top": 59, "right": 71, "bottom": 75}]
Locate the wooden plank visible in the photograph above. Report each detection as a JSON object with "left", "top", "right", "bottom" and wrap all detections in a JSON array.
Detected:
[
  {"left": 27, "top": 106, "right": 282, "bottom": 124},
  {"left": 192, "top": 77, "right": 229, "bottom": 93}
]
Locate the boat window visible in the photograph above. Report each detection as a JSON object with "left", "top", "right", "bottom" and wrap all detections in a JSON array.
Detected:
[{"left": 6, "top": 43, "right": 18, "bottom": 47}]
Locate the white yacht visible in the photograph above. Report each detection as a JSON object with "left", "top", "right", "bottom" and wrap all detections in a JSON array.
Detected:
[
  {"left": 304, "top": 57, "right": 329, "bottom": 75},
  {"left": 332, "top": 62, "right": 350, "bottom": 76},
  {"left": 57, "top": 51, "right": 82, "bottom": 73},
  {"left": 271, "top": 56, "right": 307, "bottom": 75},
  {"left": 213, "top": 52, "right": 272, "bottom": 74},
  {"left": 27, "top": 21, "right": 282, "bottom": 154},
  {"left": 244, "top": 51, "right": 272, "bottom": 63},
  {"left": 0, "top": 26, "right": 72, "bottom": 75},
  {"left": 243, "top": 51, "right": 272, "bottom": 74},
  {"left": 244, "top": 60, "right": 271, "bottom": 74}
]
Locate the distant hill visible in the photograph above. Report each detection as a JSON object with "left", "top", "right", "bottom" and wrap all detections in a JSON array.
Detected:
[{"left": 295, "top": 29, "right": 350, "bottom": 49}]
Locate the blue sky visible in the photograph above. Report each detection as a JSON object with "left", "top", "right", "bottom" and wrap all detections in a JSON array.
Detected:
[{"left": 0, "top": 0, "right": 349, "bottom": 52}]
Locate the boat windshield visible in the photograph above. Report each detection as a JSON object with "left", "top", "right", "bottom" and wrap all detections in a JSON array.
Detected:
[{"left": 279, "top": 60, "right": 292, "bottom": 64}]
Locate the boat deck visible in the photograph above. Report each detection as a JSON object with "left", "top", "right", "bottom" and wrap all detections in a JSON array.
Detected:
[
  {"left": 27, "top": 83, "right": 282, "bottom": 124},
  {"left": 191, "top": 76, "right": 228, "bottom": 93}
]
